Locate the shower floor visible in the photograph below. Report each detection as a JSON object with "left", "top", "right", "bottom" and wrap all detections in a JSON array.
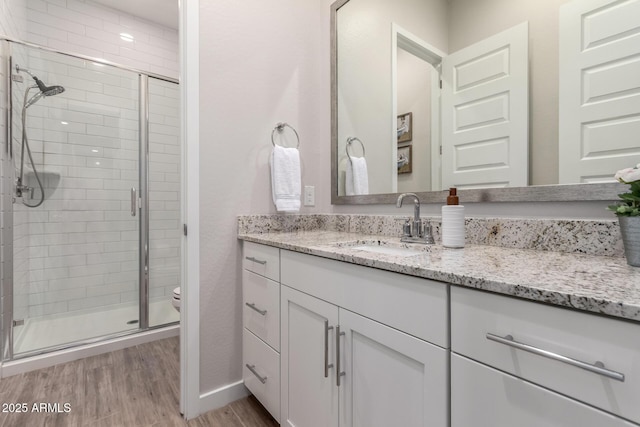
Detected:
[{"left": 13, "top": 299, "right": 179, "bottom": 355}]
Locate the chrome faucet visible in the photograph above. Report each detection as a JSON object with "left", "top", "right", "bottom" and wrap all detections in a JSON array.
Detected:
[{"left": 396, "top": 193, "right": 435, "bottom": 244}]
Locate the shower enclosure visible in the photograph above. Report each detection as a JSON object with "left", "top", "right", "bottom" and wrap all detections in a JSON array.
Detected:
[{"left": 1, "top": 40, "right": 181, "bottom": 360}]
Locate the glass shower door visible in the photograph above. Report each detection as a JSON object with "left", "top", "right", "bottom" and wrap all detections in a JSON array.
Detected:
[
  {"left": 10, "top": 43, "right": 141, "bottom": 355},
  {"left": 148, "top": 77, "right": 181, "bottom": 327}
]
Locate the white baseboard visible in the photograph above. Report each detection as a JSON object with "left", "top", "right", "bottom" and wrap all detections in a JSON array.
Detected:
[{"left": 197, "top": 380, "right": 250, "bottom": 417}]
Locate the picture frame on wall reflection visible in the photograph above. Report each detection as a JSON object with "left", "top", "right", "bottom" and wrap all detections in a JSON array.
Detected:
[
  {"left": 397, "top": 145, "right": 412, "bottom": 174},
  {"left": 397, "top": 112, "right": 412, "bottom": 144}
]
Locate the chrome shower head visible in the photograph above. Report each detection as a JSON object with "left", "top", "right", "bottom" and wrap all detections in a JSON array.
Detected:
[
  {"left": 35, "top": 79, "right": 65, "bottom": 96},
  {"left": 15, "top": 65, "right": 65, "bottom": 97}
]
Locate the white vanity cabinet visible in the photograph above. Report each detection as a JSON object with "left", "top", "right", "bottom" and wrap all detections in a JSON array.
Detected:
[
  {"left": 241, "top": 242, "right": 281, "bottom": 422},
  {"left": 451, "top": 286, "right": 640, "bottom": 426},
  {"left": 242, "top": 239, "right": 640, "bottom": 427},
  {"left": 280, "top": 249, "right": 448, "bottom": 427}
]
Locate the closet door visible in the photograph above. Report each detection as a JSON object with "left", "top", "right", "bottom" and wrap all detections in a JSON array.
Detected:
[
  {"left": 338, "top": 308, "right": 448, "bottom": 427},
  {"left": 281, "top": 286, "right": 339, "bottom": 427}
]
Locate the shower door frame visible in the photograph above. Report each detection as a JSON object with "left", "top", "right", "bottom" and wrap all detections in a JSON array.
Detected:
[{"left": 0, "top": 37, "right": 179, "bottom": 361}]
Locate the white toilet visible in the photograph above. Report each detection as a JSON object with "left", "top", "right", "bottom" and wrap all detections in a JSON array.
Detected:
[{"left": 171, "top": 287, "right": 181, "bottom": 312}]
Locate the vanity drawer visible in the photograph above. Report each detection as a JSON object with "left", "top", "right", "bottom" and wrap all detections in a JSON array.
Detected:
[
  {"left": 243, "top": 269, "right": 280, "bottom": 351},
  {"left": 243, "top": 241, "right": 280, "bottom": 282},
  {"left": 243, "top": 328, "right": 280, "bottom": 423},
  {"left": 451, "top": 354, "right": 636, "bottom": 427},
  {"left": 281, "top": 250, "right": 448, "bottom": 347},
  {"left": 451, "top": 286, "right": 640, "bottom": 423}
]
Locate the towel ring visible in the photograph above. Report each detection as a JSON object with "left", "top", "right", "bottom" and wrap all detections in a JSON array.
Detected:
[
  {"left": 346, "top": 137, "right": 365, "bottom": 161},
  {"left": 271, "top": 122, "right": 300, "bottom": 148}
]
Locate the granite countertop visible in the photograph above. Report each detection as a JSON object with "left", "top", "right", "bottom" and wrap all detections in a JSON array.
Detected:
[{"left": 238, "top": 230, "right": 640, "bottom": 323}]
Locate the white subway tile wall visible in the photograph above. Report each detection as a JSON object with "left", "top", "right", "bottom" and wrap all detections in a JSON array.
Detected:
[
  {"left": 24, "top": 0, "right": 178, "bottom": 79},
  {"left": 1, "top": 0, "right": 28, "bottom": 40}
]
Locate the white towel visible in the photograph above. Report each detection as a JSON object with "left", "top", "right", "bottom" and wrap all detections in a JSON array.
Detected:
[
  {"left": 346, "top": 157, "right": 369, "bottom": 196},
  {"left": 270, "top": 145, "right": 301, "bottom": 212}
]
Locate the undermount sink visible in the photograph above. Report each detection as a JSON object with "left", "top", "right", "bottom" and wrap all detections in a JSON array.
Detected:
[
  {"left": 331, "top": 240, "right": 429, "bottom": 257},
  {"left": 351, "top": 244, "right": 424, "bottom": 256}
]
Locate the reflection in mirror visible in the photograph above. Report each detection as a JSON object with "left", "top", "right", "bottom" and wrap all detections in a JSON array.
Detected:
[
  {"left": 331, "top": 0, "right": 640, "bottom": 204},
  {"left": 394, "top": 27, "right": 442, "bottom": 194}
]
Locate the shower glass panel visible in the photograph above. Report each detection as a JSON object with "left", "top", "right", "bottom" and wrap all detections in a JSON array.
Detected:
[
  {"left": 10, "top": 43, "right": 141, "bottom": 355},
  {"left": 148, "top": 77, "right": 181, "bottom": 327}
]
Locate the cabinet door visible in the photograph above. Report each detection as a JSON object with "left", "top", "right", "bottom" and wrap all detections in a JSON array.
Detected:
[
  {"left": 339, "top": 309, "right": 448, "bottom": 427},
  {"left": 281, "top": 286, "right": 339, "bottom": 427},
  {"left": 451, "top": 354, "right": 637, "bottom": 427}
]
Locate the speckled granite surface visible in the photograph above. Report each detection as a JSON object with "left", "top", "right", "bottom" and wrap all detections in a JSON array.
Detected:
[
  {"left": 237, "top": 230, "right": 640, "bottom": 322},
  {"left": 238, "top": 214, "right": 624, "bottom": 257}
]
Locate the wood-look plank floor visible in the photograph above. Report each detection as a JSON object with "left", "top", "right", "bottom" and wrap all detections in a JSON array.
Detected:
[{"left": 0, "top": 337, "right": 278, "bottom": 427}]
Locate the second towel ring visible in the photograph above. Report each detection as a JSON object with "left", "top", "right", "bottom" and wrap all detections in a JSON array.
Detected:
[
  {"left": 346, "top": 137, "right": 365, "bottom": 160},
  {"left": 271, "top": 122, "right": 300, "bottom": 148}
]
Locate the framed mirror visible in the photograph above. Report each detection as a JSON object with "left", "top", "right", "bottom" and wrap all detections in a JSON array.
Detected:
[{"left": 331, "top": 0, "right": 637, "bottom": 204}]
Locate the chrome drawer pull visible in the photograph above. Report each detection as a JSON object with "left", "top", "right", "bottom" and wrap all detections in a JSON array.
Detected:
[
  {"left": 245, "top": 256, "right": 267, "bottom": 265},
  {"left": 246, "top": 364, "right": 267, "bottom": 384},
  {"left": 486, "top": 333, "right": 625, "bottom": 382},
  {"left": 336, "top": 325, "right": 346, "bottom": 386},
  {"left": 245, "top": 302, "right": 267, "bottom": 316},
  {"left": 324, "top": 320, "right": 334, "bottom": 378}
]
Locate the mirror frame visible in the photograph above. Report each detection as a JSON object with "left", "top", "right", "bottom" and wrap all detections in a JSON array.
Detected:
[{"left": 330, "top": 0, "right": 624, "bottom": 205}]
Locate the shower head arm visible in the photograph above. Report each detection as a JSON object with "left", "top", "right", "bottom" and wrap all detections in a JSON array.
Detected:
[
  {"left": 16, "top": 66, "right": 46, "bottom": 92},
  {"left": 16, "top": 65, "right": 65, "bottom": 97},
  {"left": 15, "top": 65, "right": 36, "bottom": 79}
]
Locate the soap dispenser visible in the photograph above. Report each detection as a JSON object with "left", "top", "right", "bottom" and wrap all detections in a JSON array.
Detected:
[{"left": 441, "top": 187, "right": 465, "bottom": 248}]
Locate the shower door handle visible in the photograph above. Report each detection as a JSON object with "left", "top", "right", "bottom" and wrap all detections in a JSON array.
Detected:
[{"left": 130, "top": 187, "right": 137, "bottom": 216}]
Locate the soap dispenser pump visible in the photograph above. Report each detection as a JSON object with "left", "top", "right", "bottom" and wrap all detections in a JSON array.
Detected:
[{"left": 441, "top": 187, "right": 465, "bottom": 248}]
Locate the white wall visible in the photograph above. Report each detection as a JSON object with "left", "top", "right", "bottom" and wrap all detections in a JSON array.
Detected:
[{"left": 198, "top": 0, "right": 330, "bottom": 393}]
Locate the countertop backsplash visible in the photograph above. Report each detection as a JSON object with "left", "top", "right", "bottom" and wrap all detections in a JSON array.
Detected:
[{"left": 237, "top": 214, "right": 623, "bottom": 258}]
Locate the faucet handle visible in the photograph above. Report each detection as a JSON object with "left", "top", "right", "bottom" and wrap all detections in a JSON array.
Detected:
[
  {"left": 402, "top": 219, "right": 412, "bottom": 237},
  {"left": 412, "top": 218, "right": 422, "bottom": 238},
  {"left": 422, "top": 220, "right": 435, "bottom": 245}
]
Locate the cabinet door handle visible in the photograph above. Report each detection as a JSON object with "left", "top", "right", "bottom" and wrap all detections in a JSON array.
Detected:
[
  {"left": 324, "top": 320, "right": 334, "bottom": 378},
  {"left": 245, "top": 302, "right": 267, "bottom": 316},
  {"left": 245, "top": 256, "right": 267, "bottom": 265},
  {"left": 486, "top": 333, "right": 625, "bottom": 382},
  {"left": 245, "top": 364, "right": 267, "bottom": 384},
  {"left": 336, "top": 325, "right": 346, "bottom": 386}
]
